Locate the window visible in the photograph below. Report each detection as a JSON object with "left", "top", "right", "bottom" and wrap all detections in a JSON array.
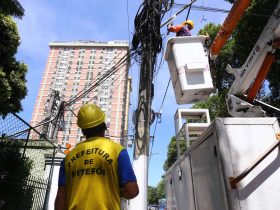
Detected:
[
  {"left": 55, "top": 79, "right": 63, "bottom": 84},
  {"left": 64, "top": 135, "right": 69, "bottom": 142},
  {"left": 54, "top": 84, "right": 62, "bottom": 90}
]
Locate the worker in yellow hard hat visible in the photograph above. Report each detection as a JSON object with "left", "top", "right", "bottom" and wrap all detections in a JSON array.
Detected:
[
  {"left": 167, "top": 19, "right": 194, "bottom": 36},
  {"left": 55, "top": 104, "right": 139, "bottom": 210}
]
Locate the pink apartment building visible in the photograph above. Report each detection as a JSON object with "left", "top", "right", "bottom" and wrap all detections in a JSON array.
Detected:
[{"left": 30, "top": 40, "right": 131, "bottom": 147}]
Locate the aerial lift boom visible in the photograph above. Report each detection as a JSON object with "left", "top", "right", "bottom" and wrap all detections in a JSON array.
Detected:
[
  {"left": 211, "top": 1, "right": 280, "bottom": 117},
  {"left": 210, "top": 0, "right": 252, "bottom": 59}
]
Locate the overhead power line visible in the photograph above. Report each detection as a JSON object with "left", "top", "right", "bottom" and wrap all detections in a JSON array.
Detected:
[
  {"left": 174, "top": 3, "right": 270, "bottom": 18},
  {"left": 174, "top": 3, "right": 230, "bottom": 13},
  {"left": 161, "top": 0, "right": 197, "bottom": 27},
  {"left": 149, "top": 77, "right": 171, "bottom": 162},
  {"left": 65, "top": 49, "right": 136, "bottom": 107}
]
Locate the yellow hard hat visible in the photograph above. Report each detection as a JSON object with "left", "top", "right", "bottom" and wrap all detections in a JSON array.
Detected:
[
  {"left": 182, "top": 20, "right": 194, "bottom": 29},
  {"left": 77, "top": 104, "right": 105, "bottom": 129}
]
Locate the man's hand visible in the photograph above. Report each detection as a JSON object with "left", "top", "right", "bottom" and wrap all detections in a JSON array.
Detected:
[
  {"left": 121, "top": 181, "right": 139, "bottom": 199},
  {"left": 167, "top": 24, "right": 171, "bottom": 31}
]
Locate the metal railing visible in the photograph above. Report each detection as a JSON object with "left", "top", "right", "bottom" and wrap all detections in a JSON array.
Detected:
[
  {"left": 0, "top": 175, "right": 48, "bottom": 210},
  {"left": 0, "top": 113, "right": 57, "bottom": 210}
]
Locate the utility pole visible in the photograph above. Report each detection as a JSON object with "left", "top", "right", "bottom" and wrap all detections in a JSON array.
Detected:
[
  {"left": 130, "top": 0, "right": 162, "bottom": 209},
  {"left": 131, "top": 47, "right": 154, "bottom": 209},
  {"left": 40, "top": 90, "right": 59, "bottom": 139},
  {"left": 40, "top": 89, "right": 64, "bottom": 141}
]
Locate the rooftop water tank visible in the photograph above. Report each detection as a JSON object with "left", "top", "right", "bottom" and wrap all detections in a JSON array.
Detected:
[{"left": 165, "top": 36, "right": 215, "bottom": 104}]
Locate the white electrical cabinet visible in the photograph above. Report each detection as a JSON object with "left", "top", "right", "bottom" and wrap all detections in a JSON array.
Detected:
[
  {"left": 165, "top": 118, "right": 280, "bottom": 210},
  {"left": 165, "top": 36, "right": 215, "bottom": 104}
]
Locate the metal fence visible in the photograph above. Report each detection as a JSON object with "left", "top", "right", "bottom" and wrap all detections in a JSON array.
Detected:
[
  {"left": 0, "top": 175, "right": 48, "bottom": 210},
  {"left": 0, "top": 113, "right": 56, "bottom": 210}
]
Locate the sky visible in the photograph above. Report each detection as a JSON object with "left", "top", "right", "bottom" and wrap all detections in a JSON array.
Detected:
[{"left": 16, "top": 0, "right": 232, "bottom": 187}]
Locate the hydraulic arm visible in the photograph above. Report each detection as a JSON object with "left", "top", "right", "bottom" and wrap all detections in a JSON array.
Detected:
[{"left": 226, "top": 2, "right": 280, "bottom": 117}]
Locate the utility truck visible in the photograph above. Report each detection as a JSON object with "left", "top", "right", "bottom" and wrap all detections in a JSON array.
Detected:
[{"left": 164, "top": 1, "right": 280, "bottom": 209}]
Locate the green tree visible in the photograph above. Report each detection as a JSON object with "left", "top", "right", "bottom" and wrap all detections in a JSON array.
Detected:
[
  {"left": 0, "top": 8, "right": 28, "bottom": 116},
  {"left": 266, "top": 57, "right": 280, "bottom": 107},
  {"left": 199, "top": 23, "right": 236, "bottom": 92},
  {"left": 148, "top": 179, "right": 166, "bottom": 205},
  {"left": 148, "top": 186, "right": 158, "bottom": 204},
  {"left": 156, "top": 179, "right": 166, "bottom": 199},
  {"left": 163, "top": 136, "right": 186, "bottom": 171},
  {"left": 232, "top": 0, "right": 280, "bottom": 107},
  {"left": 0, "top": 140, "right": 33, "bottom": 209},
  {"left": 0, "top": 0, "right": 24, "bottom": 18},
  {"left": 0, "top": 140, "right": 32, "bottom": 178},
  {"left": 193, "top": 90, "right": 229, "bottom": 121}
]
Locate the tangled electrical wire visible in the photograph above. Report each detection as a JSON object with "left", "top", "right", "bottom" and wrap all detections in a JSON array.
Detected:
[
  {"left": 131, "top": 0, "right": 176, "bottom": 158},
  {"left": 131, "top": 0, "right": 174, "bottom": 65}
]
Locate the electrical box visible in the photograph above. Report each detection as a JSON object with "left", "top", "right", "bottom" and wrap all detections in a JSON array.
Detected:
[{"left": 165, "top": 36, "right": 215, "bottom": 104}]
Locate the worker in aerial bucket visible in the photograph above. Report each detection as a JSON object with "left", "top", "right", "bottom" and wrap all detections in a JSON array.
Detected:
[
  {"left": 55, "top": 104, "right": 139, "bottom": 210},
  {"left": 167, "top": 19, "right": 194, "bottom": 36}
]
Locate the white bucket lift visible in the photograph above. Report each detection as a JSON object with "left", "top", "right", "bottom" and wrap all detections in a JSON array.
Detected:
[
  {"left": 165, "top": 36, "right": 215, "bottom": 104},
  {"left": 174, "top": 109, "right": 210, "bottom": 156}
]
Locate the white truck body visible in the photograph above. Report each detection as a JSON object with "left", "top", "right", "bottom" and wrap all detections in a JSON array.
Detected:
[{"left": 165, "top": 117, "right": 280, "bottom": 210}]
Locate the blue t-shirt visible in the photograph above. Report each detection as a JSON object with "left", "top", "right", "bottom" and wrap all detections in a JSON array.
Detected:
[{"left": 58, "top": 149, "right": 136, "bottom": 187}]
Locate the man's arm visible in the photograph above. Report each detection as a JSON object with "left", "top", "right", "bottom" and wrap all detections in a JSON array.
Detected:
[
  {"left": 167, "top": 25, "right": 183, "bottom": 33},
  {"left": 55, "top": 186, "right": 66, "bottom": 210},
  {"left": 118, "top": 149, "right": 139, "bottom": 199}
]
